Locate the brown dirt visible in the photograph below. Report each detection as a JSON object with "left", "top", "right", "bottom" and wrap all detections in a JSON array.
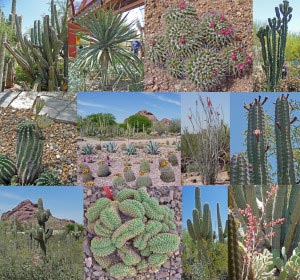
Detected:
[
  {"left": 83, "top": 185, "right": 182, "bottom": 280},
  {"left": 77, "top": 137, "right": 181, "bottom": 187},
  {"left": 144, "top": 0, "right": 253, "bottom": 92},
  {"left": 0, "top": 107, "right": 77, "bottom": 185},
  {"left": 182, "top": 171, "right": 230, "bottom": 185}
]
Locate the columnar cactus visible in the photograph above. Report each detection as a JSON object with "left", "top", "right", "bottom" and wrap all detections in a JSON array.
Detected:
[
  {"left": 0, "top": 30, "right": 7, "bottom": 91},
  {"left": 230, "top": 153, "right": 251, "bottom": 185},
  {"left": 31, "top": 198, "right": 53, "bottom": 257},
  {"left": 256, "top": 1, "right": 293, "bottom": 91},
  {"left": 16, "top": 120, "right": 43, "bottom": 185},
  {"left": 0, "top": 154, "right": 17, "bottom": 185},
  {"left": 86, "top": 187, "right": 179, "bottom": 279},
  {"left": 275, "top": 94, "right": 296, "bottom": 185}
]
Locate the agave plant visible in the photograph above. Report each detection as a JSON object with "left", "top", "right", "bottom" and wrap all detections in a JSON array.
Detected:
[{"left": 74, "top": 8, "right": 143, "bottom": 90}]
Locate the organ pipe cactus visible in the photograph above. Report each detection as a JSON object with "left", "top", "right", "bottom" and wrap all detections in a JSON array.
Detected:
[
  {"left": 187, "top": 187, "right": 226, "bottom": 262},
  {"left": 231, "top": 94, "right": 297, "bottom": 185},
  {"left": 257, "top": 1, "right": 292, "bottom": 91},
  {"left": 0, "top": 154, "right": 17, "bottom": 185},
  {"left": 16, "top": 120, "right": 43, "bottom": 185},
  {"left": 86, "top": 187, "right": 179, "bottom": 279},
  {"left": 31, "top": 198, "right": 53, "bottom": 257}
]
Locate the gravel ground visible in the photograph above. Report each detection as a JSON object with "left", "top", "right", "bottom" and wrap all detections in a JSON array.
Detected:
[
  {"left": 83, "top": 185, "right": 182, "bottom": 280},
  {"left": 182, "top": 171, "right": 230, "bottom": 185},
  {"left": 144, "top": 0, "right": 253, "bottom": 92},
  {"left": 0, "top": 107, "right": 77, "bottom": 185},
  {"left": 78, "top": 138, "right": 181, "bottom": 188}
]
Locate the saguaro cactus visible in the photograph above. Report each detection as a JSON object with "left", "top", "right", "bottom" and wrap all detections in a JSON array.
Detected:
[
  {"left": 257, "top": 1, "right": 293, "bottom": 91},
  {"left": 16, "top": 121, "right": 43, "bottom": 185},
  {"left": 31, "top": 198, "right": 53, "bottom": 257}
]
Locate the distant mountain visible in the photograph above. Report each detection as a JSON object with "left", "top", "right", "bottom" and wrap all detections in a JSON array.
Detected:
[
  {"left": 0, "top": 199, "right": 75, "bottom": 229},
  {"left": 124, "top": 110, "right": 171, "bottom": 125}
]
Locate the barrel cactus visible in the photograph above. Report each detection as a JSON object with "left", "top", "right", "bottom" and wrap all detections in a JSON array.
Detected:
[
  {"left": 148, "top": 35, "right": 168, "bottom": 66},
  {"left": 140, "top": 160, "right": 150, "bottom": 173},
  {"left": 97, "top": 161, "right": 111, "bottom": 177},
  {"left": 35, "top": 170, "right": 62, "bottom": 186},
  {"left": 16, "top": 120, "right": 43, "bottom": 185},
  {"left": 0, "top": 154, "right": 17, "bottom": 185},
  {"left": 160, "top": 165, "right": 176, "bottom": 183},
  {"left": 135, "top": 171, "right": 153, "bottom": 188},
  {"left": 166, "top": 57, "right": 185, "bottom": 79},
  {"left": 123, "top": 167, "right": 136, "bottom": 182},
  {"left": 82, "top": 168, "right": 95, "bottom": 183},
  {"left": 167, "top": 152, "right": 179, "bottom": 166},
  {"left": 112, "top": 174, "right": 126, "bottom": 187},
  {"left": 86, "top": 187, "right": 180, "bottom": 279}
]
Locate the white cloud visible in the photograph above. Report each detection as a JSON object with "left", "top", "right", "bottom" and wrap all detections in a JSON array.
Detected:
[
  {"left": 142, "top": 93, "right": 181, "bottom": 106},
  {"left": 77, "top": 100, "right": 108, "bottom": 109},
  {"left": 0, "top": 191, "right": 24, "bottom": 201}
]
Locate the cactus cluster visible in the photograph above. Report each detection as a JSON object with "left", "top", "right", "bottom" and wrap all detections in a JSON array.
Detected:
[
  {"left": 147, "top": 1, "right": 252, "bottom": 91},
  {"left": 231, "top": 94, "right": 298, "bottom": 185},
  {"left": 86, "top": 187, "right": 179, "bottom": 279},
  {"left": 4, "top": 0, "right": 68, "bottom": 91},
  {"left": 187, "top": 187, "right": 227, "bottom": 262},
  {"left": 31, "top": 198, "right": 53, "bottom": 257}
]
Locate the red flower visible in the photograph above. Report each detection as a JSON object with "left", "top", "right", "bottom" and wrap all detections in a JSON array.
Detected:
[
  {"left": 207, "top": 96, "right": 212, "bottom": 107},
  {"left": 212, "top": 71, "right": 217, "bottom": 77},
  {"left": 238, "top": 63, "right": 245, "bottom": 70},
  {"left": 180, "top": 36, "right": 186, "bottom": 44},
  {"left": 179, "top": 1, "right": 185, "bottom": 10},
  {"left": 238, "top": 47, "right": 243, "bottom": 52},
  {"left": 231, "top": 52, "right": 237, "bottom": 60},
  {"left": 210, "top": 21, "right": 215, "bottom": 28},
  {"left": 152, "top": 39, "right": 157, "bottom": 46},
  {"left": 103, "top": 186, "right": 114, "bottom": 200},
  {"left": 220, "top": 14, "right": 225, "bottom": 20},
  {"left": 246, "top": 55, "right": 252, "bottom": 63}
]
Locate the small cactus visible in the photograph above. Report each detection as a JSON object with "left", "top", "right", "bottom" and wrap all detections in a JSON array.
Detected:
[
  {"left": 140, "top": 160, "right": 151, "bottom": 173},
  {"left": 112, "top": 174, "right": 126, "bottom": 187},
  {"left": 147, "top": 35, "right": 168, "bottom": 66},
  {"left": 35, "top": 170, "right": 62, "bottom": 186},
  {"left": 136, "top": 171, "right": 153, "bottom": 187},
  {"left": 160, "top": 165, "right": 176, "bottom": 183},
  {"left": 123, "top": 167, "right": 136, "bottom": 182},
  {"left": 167, "top": 152, "right": 179, "bottom": 166},
  {"left": 97, "top": 161, "right": 111, "bottom": 177}
]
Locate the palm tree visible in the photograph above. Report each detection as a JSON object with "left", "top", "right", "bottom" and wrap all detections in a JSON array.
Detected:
[{"left": 74, "top": 8, "right": 143, "bottom": 90}]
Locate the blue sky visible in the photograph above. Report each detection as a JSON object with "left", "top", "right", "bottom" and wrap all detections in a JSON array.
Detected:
[
  {"left": 78, "top": 92, "right": 181, "bottom": 123},
  {"left": 182, "top": 186, "right": 228, "bottom": 237},
  {"left": 230, "top": 92, "right": 300, "bottom": 181},
  {"left": 1, "top": 0, "right": 54, "bottom": 33},
  {"left": 181, "top": 92, "right": 230, "bottom": 132},
  {"left": 254, "top": 0, "right": 300, "bottom": 33},
  {"left": 0, "top": 187, "right": 83, "bottom": 224}
]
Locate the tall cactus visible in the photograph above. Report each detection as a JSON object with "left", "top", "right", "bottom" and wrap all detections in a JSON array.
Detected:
[
  {"left": 0, "top": 30, "right": 7, "bottom": 91},
  {"left": 230, "top": 153, "right": 251, "bottom": 185},
  {"left": 257, "top": 1, "right": 293, "bottom": 91},
  {"left": 217, "top": 203, "right": 224, "bottom": 243},
  {"left": 16, "top": 121, "right": 43, "bottom": 185},
  {"left": 31, "top": 198, "right": 53, "bottom": 257},
  {"left": 275, "top": 94, "right": 297, "bottom": 185},
  {"left": 245, "top": 96, "right": 270, "bottom": 185},
  {"left": 4, "top": 0, "right": 68, "bottom": 91}
]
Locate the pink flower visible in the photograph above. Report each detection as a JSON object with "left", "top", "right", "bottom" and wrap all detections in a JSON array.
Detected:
[
  {"left": 212, "top": 71, "right": 217, "bottom": 77},
  {"left": 179, "top": 1, "right": 185, "bottom": 10},
  {"left": 206, "top": 96, "right": 212, "bottom": 106},
  {"left": 152, "top": 39, "right": 157, "bottom": 46},
  {"left": 220, "top": 14, "right": 225, "bottom": 20},
  {"left": 238, "top": 63, "right": 245, "bottom": 70},
  {"left": 180, "top": 36, "right": 186, "bottom": 44},
  {"left": 209, "top": 10, "right": 216, "bottom": 14},
  {"left": 246, "top": 55, "right": 252, "bottom": 63},
  {"left": 231, "top": 52, "right": 237, "bottom": 60},
  {"left": 210, "top": 21, "right": 215, "bottom": 28},
  {"left": 238, "top": 47, "right": 243, "bottom": 52}
]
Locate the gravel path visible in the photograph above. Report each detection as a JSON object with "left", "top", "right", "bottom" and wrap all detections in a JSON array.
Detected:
[{"left": 83, "top": 185, "right": 182, "bottom": 280}]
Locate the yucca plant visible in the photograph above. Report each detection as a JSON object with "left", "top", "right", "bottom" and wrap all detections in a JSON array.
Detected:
[{"left": 74, "top": 8, "right": 143, "bottom": 90}]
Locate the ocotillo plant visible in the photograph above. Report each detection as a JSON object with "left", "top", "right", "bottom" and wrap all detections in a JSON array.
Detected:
[
  {"left": 231, "top": 94, "right": 298, "bottom": 185},
  {"left": 31, "top": 198, "right": 53, "bottom": 257},
  {"left": 187, "top": 187, "right": 226, "bottom": 262},
  {"left": 257, "top": 1, "right": 293, "bottom": 91},
  {"left": 4, "top": 0, "right": 68, "bottom": 91}
]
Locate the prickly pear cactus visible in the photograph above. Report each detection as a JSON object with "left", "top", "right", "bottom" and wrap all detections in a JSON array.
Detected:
[
  {"left": 86, "top": 187, "right": 179, "bottom": 279},
  {"left": 16, "top": 120, "right": 43, "bottom": 185},
  {"left": 0, "top": 154, "right": 17, "bottom": 185}
]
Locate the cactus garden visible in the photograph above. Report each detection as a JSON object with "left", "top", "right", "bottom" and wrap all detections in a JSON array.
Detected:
[
  {"left": 77, "top": 92, "right": 181, "bottom": 188},
  {"left": 0, "top": 93, "right": 77, "bottom": 185},
  {"left": 182, "top": 93, "right": 230, "bottom": 185},
  {"left": 253, "top": 0, "right": 300, "bottom": 92},
  {"left": 145, "top": 0, "right": 253, "bottom": 92},
  {"left": 84, "top": 185, "right": 182, "bottom": 279},
  {"left": 183, "top": 186, "right": 228, "bottom": 279},
  {"left": 230, "top": 93, "right": 300, "bottom": 185},
  {"left": 229, "top": 185, "right": 300, "bottom": 279},
  {"left": 0, "top": 187, "right": 83, "bottom": 280},
  {"left": 0, "top": 0, "right": 68, "bottom": 92}
]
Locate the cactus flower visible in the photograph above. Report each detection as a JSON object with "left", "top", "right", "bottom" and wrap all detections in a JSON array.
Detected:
[
  {"left": 206, "top": 96, "right": 212, "bottom": 107},
  {"left": 238, "top": 47, "right": 243, "bottom": 52},
  {"left": 253, "top": 129, "right": 261, "bottom": 142},
  {"left": 246, "top": 55, "right": 252, "bottom": 63},
  {"left": 180, "top": 36, "right": 186, "bottom": 44},
  {"left": 220, "top": 14, "right": 225, "bottom": 20},
  {"left": 209, "top": 10, "right": 216, "bottom": 14},
  {"left": 231, "top": 52, "right": 237, "bottom": 60},
  {"left": 152, "top": 39, "right": 157, "bottom": 46},
  {"left": 179, "top": 1, "right": 185, "bottom": 10},
  {"left": 212, "top": 71, "right": 217, "bottom": 77},
  {"left": 238, "top": 63, "right": 245, "bottom": 70},
  {"left": 210, "top": 21, "right": 216, "bottom": 28}
]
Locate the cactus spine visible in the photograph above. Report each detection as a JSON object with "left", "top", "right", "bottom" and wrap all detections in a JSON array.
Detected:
[
  {"left": 16, "top": 121, "right": 43, "bottom": 185},
  {"left": 31, "top": 198, "right": 53, "bottom": 257},
  {"left": 256, "top": 1, "right": 292, "bottom": 91}
]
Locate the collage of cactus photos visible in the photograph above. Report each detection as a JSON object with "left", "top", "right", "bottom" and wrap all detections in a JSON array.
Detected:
[{"left": 0, "top": 0, "right": 300, "bottom": 279}]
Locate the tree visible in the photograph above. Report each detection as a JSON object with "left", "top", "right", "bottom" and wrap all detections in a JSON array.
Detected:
[
  {"left": 168, "top": 118, "right": 181, "bottom": 134},
  {"left": 126, "top": 115, "right": 152, "bottom": 132}
]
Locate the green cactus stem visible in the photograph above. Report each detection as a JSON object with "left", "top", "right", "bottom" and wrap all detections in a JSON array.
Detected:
[
  {"left": 0, "top": 30, "right": 7, "bottom": 91},
  {"left": 0, "top": 154, "right": 17, "bottom": 185}
]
